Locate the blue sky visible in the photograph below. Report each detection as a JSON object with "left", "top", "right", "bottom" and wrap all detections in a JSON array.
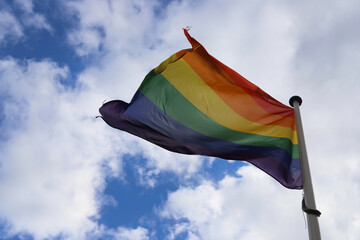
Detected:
[{"left": 1, "top": 0, "right": 360, "bottom": 239}]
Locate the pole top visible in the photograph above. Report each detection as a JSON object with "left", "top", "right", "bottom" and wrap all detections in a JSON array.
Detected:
[{"left": 289, "top": 95, "right": 302, "bottom": 107}]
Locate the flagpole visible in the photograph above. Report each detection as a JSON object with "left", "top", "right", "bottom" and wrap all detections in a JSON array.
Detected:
[{"left": 290, "top": 96, "right": 321, "bottom": 240}]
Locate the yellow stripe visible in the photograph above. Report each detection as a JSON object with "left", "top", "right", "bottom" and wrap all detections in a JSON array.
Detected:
[
  {"left": 155, "top": 49, "right": 190, "bottom": 74},
  {"left": 161, "top": 58, "right": 298, "bottom": 144}
]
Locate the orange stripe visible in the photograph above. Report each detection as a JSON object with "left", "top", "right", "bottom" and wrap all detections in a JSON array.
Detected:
[
  {"left": 183, "top": 29, "right": 295, "bottom": 120},
  {"left": 182, "top": 46, "right": 295, "bottom": 129}
]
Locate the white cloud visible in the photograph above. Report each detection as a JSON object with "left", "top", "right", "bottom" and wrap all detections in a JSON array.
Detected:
[
  {"left": 90, "top": 225, "right": 149, "bottom": 240},
  {"left": 23, "top": 12, "right": 52, "bottom": 31},
  {"left": 65, "top": 0, "right": 158, "bottom": 56},
  {"left": 14, "top": 0, "right": 34, "bottom": 13},
  {"left": 0, "top": 11, "right": 23, "bottom": 43},
  {"left": 68, "top": 27, "right": 103, "bottom": 56},
  {"left": 161, "top": 155, "right": 360, "bottom": 240},
  {"left": 14, "top": 0, "right": 52, "bottom": 31},
  {"left": 0, "top": 0, "right": 51, "bottom": 46},
  {"left": 104, "top": 226, "right": 149, "bottom": 240},
  {"left": 0, "top": 58, "right": 137, "bottom": 239},
  {"left": 133, "top": 141, "right": 205, "bottom": 187},
  {"left": 161, "top": 166, "right": 306, "bottom": 240},
  {"left": 314, "top": 155, "right": 360, "bottom": 240}
]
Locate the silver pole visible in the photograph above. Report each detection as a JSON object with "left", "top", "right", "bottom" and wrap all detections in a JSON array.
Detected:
[{"left": 290, "top": 96, "right": 321, "bottom": 240}]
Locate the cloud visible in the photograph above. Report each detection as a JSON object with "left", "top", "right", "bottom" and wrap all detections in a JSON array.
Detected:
[
  {"left": 65, "top": 0, "right": 158, "bottom": 56},
  {"left": 88, "top": 225, "right": 149, "bottom": 240},
  {"left": 161, "top": 166, "right": 306, "bottom": 240},
  {"left": 0, "top": 0, "right": 51, "bottom": 46},
  {"left": 13, "top": 0, "right": 34, "bottom": 13},
  {"left": 13, "top": 0, "right": 52, "bottom": 31},
  {"left": 161, "top": 155, "right": 360, "bottom": 240},
  {"left": 133, "top": 141, "right": 205, "bottom": 187},
  {"left": 0, "top": 58, "right": 139, "bottom": 239},
  {"left": 23, "top": 12, "right": 52, "bottom": 31},
  {"left": 109, "top": 226, "right": 149, "bottom": 240},
  {"left": 68, "top": 27, "right": 104, "bottom": 57},
  {"left": 0, "top": 11, "right": 23, "bottom": 43}
]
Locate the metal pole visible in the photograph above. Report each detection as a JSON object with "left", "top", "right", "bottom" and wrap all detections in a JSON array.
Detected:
[{"left": 289, "top": 96, "right": 321, "bottom": 240}]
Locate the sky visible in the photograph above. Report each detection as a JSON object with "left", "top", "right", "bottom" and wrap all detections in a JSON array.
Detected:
[{"left": 0, "top": 0, "right": 359, "bottom": 239}]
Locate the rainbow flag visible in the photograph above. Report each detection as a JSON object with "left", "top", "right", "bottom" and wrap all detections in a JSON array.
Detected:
[{"left": 99, "top": 29, "right": 301, "bottom": 189}]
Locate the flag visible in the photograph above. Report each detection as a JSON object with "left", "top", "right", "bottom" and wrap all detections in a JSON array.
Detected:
[{"left": 99, "top": 29, "right": 302, "bottom": 189}]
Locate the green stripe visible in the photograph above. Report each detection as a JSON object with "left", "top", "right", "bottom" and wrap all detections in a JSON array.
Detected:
[{"left": 139, "top": 70, "right": 299, "bottom": 158}]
